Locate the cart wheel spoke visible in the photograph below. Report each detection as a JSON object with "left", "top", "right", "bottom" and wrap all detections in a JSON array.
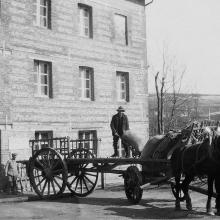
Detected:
[
  {"left": 41, "top": 179, "right": 48, "bottom": 194},
  {"left": 53, "top": 174, "right": 63, "bottom": 180},
  {"left": 36, "top": 177, "right": 46, "bottom": 187},
  {"left": 80, "top": 178, "right": 83, "bottom": 194},
  {"left": 84, "top": 175, "right": 94, "bottom": 186},
  {"left": 53, "top": 176, "right": 62, "bottom": 189},
  {"left": 33, "top": 174, "right": 43, "bottom": 179},
  {"left": 68, "top": 176, "right": 78, "bottom": 187},
  {"left": 74, "top": 178, "right": 80, "bottom": 191},
  {"left": 47, "top": 180, "right": 50, "bottom": 195},
  {"left": 84, "top": 172, "right": 97, "bottom": 177},
  {"left": 82, "top": 177, "right": 89, "bottom": 191},
  {"left": 52, "top": 169, "right": 63, "bottom": 174},
  {"left": 51, "top": 179, "right": 56, "bottom": 194}
]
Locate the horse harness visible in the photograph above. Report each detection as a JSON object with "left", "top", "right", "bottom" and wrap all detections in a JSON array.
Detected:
[{"left": 180, "top": 142, "right": 208, "bottom": 174}]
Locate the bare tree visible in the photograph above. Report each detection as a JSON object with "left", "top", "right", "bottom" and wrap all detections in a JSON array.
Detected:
[{"left": 152, "top": 48, "right": 199, "bottom": 135}]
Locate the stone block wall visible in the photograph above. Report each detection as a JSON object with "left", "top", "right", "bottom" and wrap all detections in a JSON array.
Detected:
[{"left": 0, "top": 0, "right": 149, "bottom": 164}]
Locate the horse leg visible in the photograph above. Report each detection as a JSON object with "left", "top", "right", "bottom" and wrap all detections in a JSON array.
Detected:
[
  {"left": 174, "top": 174, "right": 181, "bottom": 210},
  {"left": 181, "top": 174, "right": 193, "bottom": 211},
  {"left": 206, "top": 175, "right": 215, "bottom": 215}
]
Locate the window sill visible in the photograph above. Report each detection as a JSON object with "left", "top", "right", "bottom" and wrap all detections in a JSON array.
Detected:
[
  {"left": 34, "top": 94, "right": 50, "bottom": 99},
  {"left": 79, "top": 35, "right": 93, "bottom": 40},
  {"left": 80, "top": 98, "right": 94, "bottom": 102},
  {"left": 33, "top": 24, "right": 52, "bottom": 31},
  {"left": 117, "top": 100, "right": 128, "bottom": 103}
]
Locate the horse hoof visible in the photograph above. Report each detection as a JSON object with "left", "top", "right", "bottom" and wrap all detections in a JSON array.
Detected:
[
  {"left": 206, "top": 208, "right": 215, "bottom": 216},
  {"left": 215, "top": 211, "right": 220, "bottom": 216},
  {"left": 207, "top": 211, "right": 215, "bottom": 216},
  {"left": 175, "top": 201, "right": 181, "bottom": 211},
  {"left": 175, "top": 206, "right": 181, "bottom": 211},
  {"left": 186, "top": 203, "right": 192, "bottom": 211}
]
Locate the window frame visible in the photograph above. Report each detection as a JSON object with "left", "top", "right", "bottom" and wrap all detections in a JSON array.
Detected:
[
  {"left": 114, "top": 13, "right": 128, "bottom": 45},
  {"left": 78, "top": 3, "right": 93, "bottom": 38},
  {"left": 34, "top": 60, "right": 53, "bottom": 98},
  {"left": 116, "top": 71, "right": 129, "bottom": 102},
  {"left": 78, "top": 130, "right": 97, "bottom": 156},
  {"left": 33, "top": 0, "right": 51, "bottom": 29},
  {"left": 79, "top": 66, "right": 94, "bottom": 101},
  {"left": 35, "top": 130, "right": 53, "bottom": 148}
]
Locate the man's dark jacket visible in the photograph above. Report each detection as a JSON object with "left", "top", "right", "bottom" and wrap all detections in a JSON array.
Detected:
[{"left": 110, "top": 113, "right": 129, "bottom": 137}]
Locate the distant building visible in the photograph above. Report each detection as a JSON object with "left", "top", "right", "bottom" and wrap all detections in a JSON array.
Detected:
[{"left": 0, "top": 0, "right": 148, "bottom": 163}]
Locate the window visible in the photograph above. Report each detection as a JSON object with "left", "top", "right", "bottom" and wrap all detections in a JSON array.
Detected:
[
  {"left": 114, "top": 14, "right": 128, "bottom": 45},
  {"left": 78, "top": 130, "right": 97, "bottom": 156},
  {"left": 34, "top": 60, "right": 53, "bottom": 98},
  {"left": 116, "top": 71, "right": 129, "bottom": 102},
  {"left": 79, "top": 66, "right": 94, "bottom": 101},
  {"left": 35, "top": 130, "right": 53, "bottom": 148},
  {"left": 34, "top": 0, "right": 51, "bottom": 28},
  {"left": 78, "top": 3, "right": 93, "bottom": 38}
]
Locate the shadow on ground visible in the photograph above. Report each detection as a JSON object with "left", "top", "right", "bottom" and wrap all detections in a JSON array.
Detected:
[{"left": 39, "top": 196, "right": 207, "bottom": 219}]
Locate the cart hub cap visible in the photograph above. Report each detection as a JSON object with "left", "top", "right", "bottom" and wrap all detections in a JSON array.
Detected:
[{"left": 44, "top": 168, "right": 52, "bottom": 179}]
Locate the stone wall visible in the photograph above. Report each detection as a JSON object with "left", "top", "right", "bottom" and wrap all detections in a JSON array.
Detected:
[{"left": 0, "top": 0, "right": 149, "bottom": 163}]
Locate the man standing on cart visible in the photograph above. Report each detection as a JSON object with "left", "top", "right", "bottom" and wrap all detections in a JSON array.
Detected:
[{"left": 110, "top": 106, "right": 129, "bottom": 157}]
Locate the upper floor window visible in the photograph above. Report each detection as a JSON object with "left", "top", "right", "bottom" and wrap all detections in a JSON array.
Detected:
[
  {"left": 116, "top": 71, "right": 129, "bottom": 102},
  {"left": 79, "top": 66, "right": 94, "bottom": 101},
  {"left": 34, "top": 0, "right": 51, "bottom": 29},
  {"left": 78, "top": 4, "right": 93, "bottom": 38},
  {"left": 34, "top": 60, "right": 53, "bottom": 98},
  {"left": 114, "top": 14, "right": 128, "bottom": 45}
]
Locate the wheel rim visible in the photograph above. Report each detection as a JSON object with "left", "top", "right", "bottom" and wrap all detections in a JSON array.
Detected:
[
  {"left": 29, "top": 148, "right": 67, "bottom": 199},
  {"left": 124, "top": 166, "right": 143, "bottom": 204},
  {"left": 67, "top": 148, "right": 98, "bottom": 197}
]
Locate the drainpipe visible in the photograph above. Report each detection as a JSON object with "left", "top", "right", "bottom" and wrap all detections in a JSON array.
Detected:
[{"left": 145, "top": 0, "right": 153, "bottom": 7}]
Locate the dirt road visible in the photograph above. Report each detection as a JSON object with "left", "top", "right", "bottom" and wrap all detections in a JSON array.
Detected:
[{"left": 0, "top": 184, "right": 218, "bottom": 220}]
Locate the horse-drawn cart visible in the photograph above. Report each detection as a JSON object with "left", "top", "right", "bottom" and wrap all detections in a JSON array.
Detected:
[
  {"left": 18, "top": 120, "right": 219, "bottom": 206},
  {"left": 19, "top": 136, "right": 171, "bottom": 204}
]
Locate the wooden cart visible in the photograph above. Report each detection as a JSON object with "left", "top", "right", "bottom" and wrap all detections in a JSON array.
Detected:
[{"left": 19, "top": 120, "right": 219, "bottom": 204}]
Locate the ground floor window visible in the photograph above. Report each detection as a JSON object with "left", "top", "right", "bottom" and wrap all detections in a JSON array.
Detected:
[
  {"left": 35, "top": 130, "right": 53, "bottom": 148},
  {"left": 78, "top": 130, "right": 97, "bottom": 156}
]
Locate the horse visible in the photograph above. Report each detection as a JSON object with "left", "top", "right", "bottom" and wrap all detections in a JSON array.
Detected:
[{"left": 171, "top": 127, "right": 220, "bottom": 215}]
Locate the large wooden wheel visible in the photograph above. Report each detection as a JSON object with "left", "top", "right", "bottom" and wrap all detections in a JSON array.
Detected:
[
  {"left": 124, "top": 166, "right": 143, "bottom": 204},
  {"left": 29, "top": 148, "right": 68, "bottom": 199},
  {"left": 67, "top": 148, "right": 99, "bottom": 197}
]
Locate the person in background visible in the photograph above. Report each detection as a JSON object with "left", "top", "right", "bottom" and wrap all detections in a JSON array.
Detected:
[
  {"left": 110, "top": 106, "right": 130, "bottom": 157},
  {"left": 5, "top": 153, "right": 19, "bottom": 194}
]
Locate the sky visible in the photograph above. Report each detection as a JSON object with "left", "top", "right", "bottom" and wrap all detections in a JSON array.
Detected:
[{"left": 146, "top": 0, "right": 220, "bottom": 95}]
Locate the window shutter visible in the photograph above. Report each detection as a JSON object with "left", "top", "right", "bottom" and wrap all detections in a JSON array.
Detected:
[
  {"left": 127, "top": 15, "right": 132, "bottom": 46},
  {"left": 89, "top": 7, "right": 93, "bottom": 38},
  {"left": 126, "top": 73, "right": 130, "bottom": 102},
  {"left": 91, "top": 68, "right": 95, "bottom": 101},
  {"left": 92, "top": 130, "right": 97, "bottom": 156},
  {"left": 49, "top": 62, "right": 53, "bottom": 98},
  {"left": 48, "top": 0, "right": 52, "bottom": 29},
  {"left": 125, "top": 16, "right": 128, "bottom": 45}
]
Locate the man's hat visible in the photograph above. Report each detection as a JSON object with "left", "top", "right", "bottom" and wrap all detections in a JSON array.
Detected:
[
  {"left": 12, "top": 153, "right": 17, "bottom": 157},
  {"left": 117, "top": 106, "right": 125, "bottom": 112}
]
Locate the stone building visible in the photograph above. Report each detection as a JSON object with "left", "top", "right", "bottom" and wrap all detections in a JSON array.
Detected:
[{"left": 0, "top": 0, "right": 148, "bottom": 164}]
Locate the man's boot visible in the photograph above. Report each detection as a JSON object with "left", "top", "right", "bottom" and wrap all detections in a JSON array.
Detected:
[
  {"left": 111, "top": 146, "right": 118, "bottom": 157},
  {"left": 124, "top": 145, "right": 130, "bottom": 158}
]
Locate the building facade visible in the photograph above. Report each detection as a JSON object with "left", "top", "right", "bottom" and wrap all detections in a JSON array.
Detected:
[{"left": 0, "top": 0, "right": 149, "bottom": 164}]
